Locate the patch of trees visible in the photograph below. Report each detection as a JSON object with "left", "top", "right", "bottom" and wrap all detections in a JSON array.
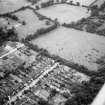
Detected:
[
  {"left": 91, "top": 8, "right": 99, "bottom": 16},
  {"left": 25, "top": 23, "right": 58, "bottom": 41},
  {"left": 90, "top": 5, "right": 100, "bottom": 16},
  {"left": 69, "top": 1, "right": 73, "bottom": 5},
  {"left": 0, "top": 14, "right": 19, "bottom": 21},
  {"left": 0, "top": 27, "right": 18, "bottom": 46},
  {"left": 0, "top": 6, "right": 28, "bottom": 17},
  {"left": 76, "top": 2, "right": 80, "bottom": 6},
  {"left": 61, "top": 0, "right": 67, "bottom": 3},
  {"left": 49, "top": 89, "right": 58, "bottom": 98},
  {"left": 27, "top": 0, "right": 38, "bottom": 4},
  {"left": 96, "top": 29, "right": 105, "bottom": 36},
  {"left": 100, "top": 1, "right": 105, "bottom": 11},
  {"left": 98, "top": 14, "right": 105, "bottom": 20},
  {"left": 91, "top": 5, "right": 98, "bottom": 10},
  {"left": 84, "top": 20, "right": 102, "bottom": 33},
  {"left": 41, "top": 0, "right": 54, "bottom": 8},
  {"left": 35, "top": 11, "right": 47, "bottom": 20},
  {"left": 0, "top": 96, "right": 9, "bottom": 105},
  {"left": 38, "top": 99, "right": 50, "bottom": 105},
  {"left": 63, "top": 16, "right": 105, "bottom": 36},
  {"left": 40, "top": 0, "right": 81, "bottom": 9},
  {"left": 23, "top": 41, "right": 97, "bottom": 77},
  {"left": 86, "top": 22, "right": 98, "bottom": 33},
  {"left": 62, "top": 22, "right": 82, "bottom": 31},
  {"left": 66, "top": 1, "right": 80, "bottom": 6},
  {"left": 36, "top": 5, "right": 40, "bottom": 10},
  {"left": 65, "top": 68, "right": 105, "bottom": 105}
]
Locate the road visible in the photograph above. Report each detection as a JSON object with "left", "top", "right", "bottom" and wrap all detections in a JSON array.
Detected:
[
  {"left": 8, "top": 62, "right": 59, "bottom": 103},
  {"left": 0, "top": 43, "right": 24, "bottom": 59}
]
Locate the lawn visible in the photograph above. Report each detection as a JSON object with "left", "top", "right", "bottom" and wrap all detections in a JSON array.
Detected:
[
  {"left": 31, "top": 26, "right": 105, "bottom": 71},
  {"left": 37, "top": 4, "right": 91, "bottom": 24}
]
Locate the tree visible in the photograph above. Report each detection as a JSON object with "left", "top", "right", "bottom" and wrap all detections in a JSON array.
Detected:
[
  {"left": 69, "top": 1, "right": 73, "bottom": 5},
  {"left": 50, "top": 89, "right": 58, "bottom": 97},
  {"left": 76, "top": 2, "right": 80, "bottom": 6},
  {"left": 11, "top": 101, "right": 15, "bottom": 105},
  {"left": 100, "top": 1, "right": 105, "bottom": 11},
  {"left": 22, "top": 21, "right": 26, "bottom": 25},
  {"left": 65, "top": 97, "right": 78, "bottom": 105},
  {"left": 63, "top": 92, "right": 70, "bottom": 98},
  {"left": 38, "top": 99, "right": 49, "bottom": 105},
  {"left": 36, "top": 5, "right": 39, "bottom": 10},
  {"left": 91, "top": 5, "right": 98, "bottom": 9},
  {"left": 56, "top": 0, "right": 59, "bottom": 3},
  {"left": 91, "top": 5, "right": 99, "bottom": 16},
  {"left": 0, "top": 27, "right": 18, "bottom": 46}
]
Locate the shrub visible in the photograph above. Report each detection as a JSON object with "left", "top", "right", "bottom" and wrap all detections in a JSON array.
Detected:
[{"left": 76, "top": 2, "right": 80, "bottom": 6}]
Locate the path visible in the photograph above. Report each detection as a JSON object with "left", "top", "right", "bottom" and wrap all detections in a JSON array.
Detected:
[{"left": 0, "top": 44, "right": 24, "bottom": 59}]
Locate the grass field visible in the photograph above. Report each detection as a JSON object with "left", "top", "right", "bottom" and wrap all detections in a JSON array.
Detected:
[
  {"left": 0, "top": 17, "right": 19, "bottom": 28},
  {"left": 37, "top": 4, "right": 90, "bottom": 24},
  {"left": 0, "top": 0, "right": 31, "bottom": 14},
  {"left": 31, "top": 26, "right": 105, "bottom": 71},
  {"left": 13, "top": 8, "right": 53, "bottom": 39},
  {"left": 0, "top": 8, "right": 53, "bottom": 39}
]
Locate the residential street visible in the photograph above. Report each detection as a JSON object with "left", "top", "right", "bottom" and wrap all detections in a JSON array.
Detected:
[{"left": 8, "top": 62, "right": 59, "bottom": 104}]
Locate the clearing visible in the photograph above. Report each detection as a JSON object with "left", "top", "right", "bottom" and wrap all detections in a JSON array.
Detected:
[{"left": 31, "top": 26, "right": 105, "bottom": 71}]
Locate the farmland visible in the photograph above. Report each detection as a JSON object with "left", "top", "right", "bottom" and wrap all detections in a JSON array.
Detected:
[
  {"left": 0, "top": 8, "right": 54, "bottom": 40},
  {"left": 0, "top": 0, "right": 31, "bottom": 14},
  {"left": 13, "top": 8, "right": 53, "bottom": 39},
  {"left": 0, "top": 17, "right": 19, "bottom": 28},
  {"left": 37, "top": 4, "right": 91, "bottom": 24},
  {"left": 31, "top": 26, "right": 105, "bottom": 71}
]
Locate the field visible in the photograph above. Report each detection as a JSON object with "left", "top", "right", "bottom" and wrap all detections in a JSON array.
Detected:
[
  {"left": 0, "top": 17, "right": 19, "bottom": 28},
  {"left": 91, "top": 0, "right": 105, "bottom": 7},
  {"left": 31, "top": 27, "right": 105, "bottom": 71},
  {"left": 37, "top": 4, "right": 91, "bottom": 24},
  {"left": 0, "top": 8, "right": 53, "bottom": 39},
  {"left": 12, "top": 8, "right": 53, "bottom": 39},
  {"left": 0, "top": 0, "right": 30, "bottom": 14}
]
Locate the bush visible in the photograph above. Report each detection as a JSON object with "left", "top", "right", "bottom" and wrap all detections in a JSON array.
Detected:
[
  {"left": 36, "top": 5, "right": 40, "bottom": 10},
  {"left": 100, "top": 1, "right": 105, "bottom": 11},
  {"left": 38, "top": 99, "right": 49, "bottom": 105},
  {"left": 0, "top": 27, "right": 18, "bottom": 46},
  {"left": 91, "top": 9, "right": 99, "bottom": 16},
  {"left": 25, "top": 23, "right": 57, "bottom": 41},
  {"left": 76, "top": 2, "right": 80, "bottom": 6}
]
